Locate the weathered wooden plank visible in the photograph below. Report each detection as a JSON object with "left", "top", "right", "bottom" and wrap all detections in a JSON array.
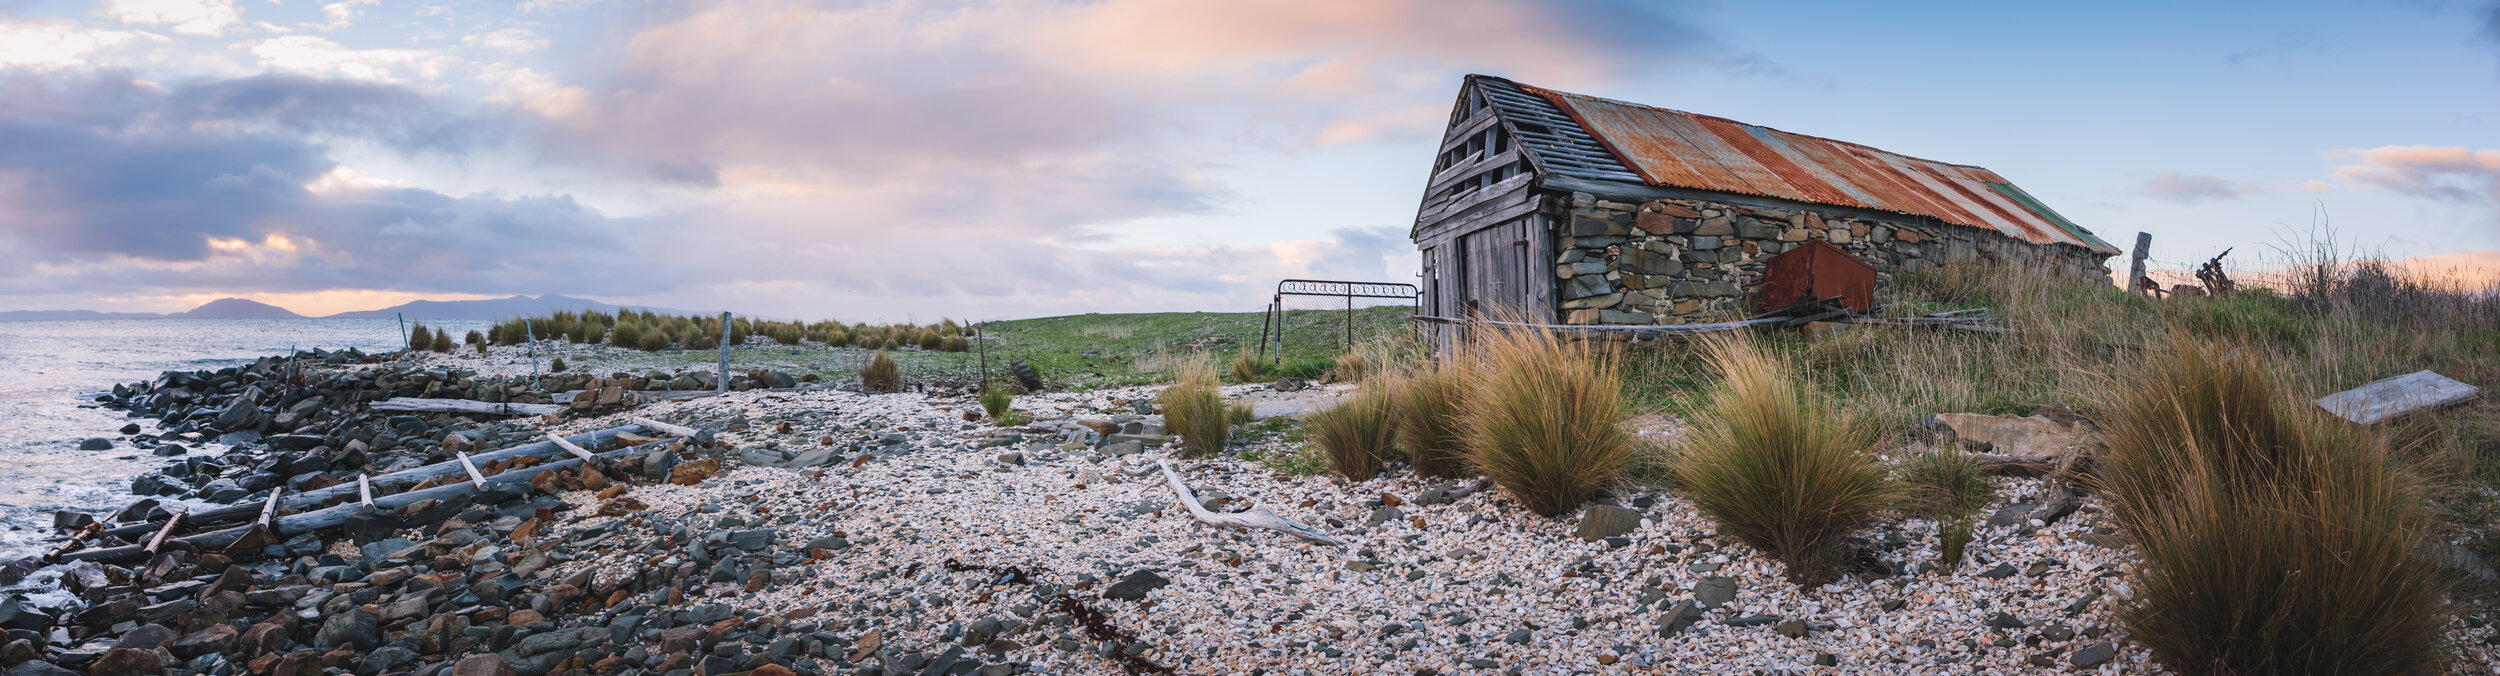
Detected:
[
  {"left": 371, "top": 398, "right": 563, "bottom": 416},
  {"left": 2316, "top": 370, "right": 2481, "bottom": 424}
]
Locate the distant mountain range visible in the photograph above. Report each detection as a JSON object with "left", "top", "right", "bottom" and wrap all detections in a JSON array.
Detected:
[{"left": 0, "top": 295, "right": 699, "bottom": 322}]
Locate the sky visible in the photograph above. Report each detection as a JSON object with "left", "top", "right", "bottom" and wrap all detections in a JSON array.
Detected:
[{"left": 1, "top": 0, "right": 2497, "bottom": 320}]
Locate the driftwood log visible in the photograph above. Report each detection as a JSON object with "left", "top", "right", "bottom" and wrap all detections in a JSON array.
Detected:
[
  {"left": 75, "top": 424, "right": 654, "bottom": 543},
  {"left": 1157, "top": 460, "right": 1341, "bottom": 546},
  {"left": 371, "top": 398, "right": 563, "bottom": 416},
  {"left": 59, "top": 437, "right": 678, "bottom": 563}
]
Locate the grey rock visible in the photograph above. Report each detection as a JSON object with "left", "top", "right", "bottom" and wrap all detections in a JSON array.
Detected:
[
  {"left": 498, "top": 627, "right": 606, "bottom": 676},
  {"left": 1723, "top": 614, "right": 1778, "bottom": 627},
  {"left": 1986, "top": 612, "right": 2026, "bottom": 630},
  {"left": 1105, "top": 570, "right": 1168, "bottom": 602},
  {"left": 0, "top": 596, "right": 50, "bottom": 632},
  {"left": 4, "top": 662, "right": 78, "bottom": 676},
  {"left": 1978, "top": 563, "right": 2018, "bottom": 580},
  {"left": 313, "top": 608, "right": 380, "bottom": 650},
  {"left": 78, "top": 438, "right": 112, "bottom": 451},
  {"left": 1657, "top": 600, "right": 1704, "bottom": 637},
  {"left": 1773, "top": 619, "right": 1809, "bottom": 638},
  {"left": 1693, "top": 576, "right": 1737, "bottom": 609},
  {"left": 2071, "top": 643, "right": 2119, "bottom": 668},
  {"left": 1574, "top": 505, "right": 1642, "bottom": 541},
  {"left": 1367, "top": 506, "right": 1406, "bottom": 527},
  {"left": 1503, "top": 629, "right": 1531, "bottom": 644}
]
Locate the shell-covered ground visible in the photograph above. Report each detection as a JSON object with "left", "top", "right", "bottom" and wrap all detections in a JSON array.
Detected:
[{"left": 528, "top": 386, "right": 2496, "bottom": 675}]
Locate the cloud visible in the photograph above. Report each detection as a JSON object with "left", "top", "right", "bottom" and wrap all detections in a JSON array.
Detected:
[
  {"left": 105, "top": 0, "right": 240, "bottom": 36},
  {"left": 2325, "top": 145, "right": 2500, "bottom": 203},
  {"left": 0, "top": 20, "right": 151, "bottom": 69},
  {"left": 2, "top": 0, "right": 1754, "bottom": 319},
  {"left": 463, "top": 28, "right": 548, "bottom": 54},
  {"left": 249, "top": 35, "right": 454, "bottom": 82},
  {"left": 314, "top": 0, "right": 378, "bottom": 31},
  {"left": 0, "top": 70, "right": 644, "bottom": 299},
  {"left": 2139, "top": 172, "right": 2260, "bottom": 205}
]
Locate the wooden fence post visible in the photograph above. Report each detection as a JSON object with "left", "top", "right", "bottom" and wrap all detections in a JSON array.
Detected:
[
  {"left": 717, "top": 311, "right": 732, "bottom": 392},
  {"left": 2127, "top": 232, "right": 2152, "bottom": 295}
]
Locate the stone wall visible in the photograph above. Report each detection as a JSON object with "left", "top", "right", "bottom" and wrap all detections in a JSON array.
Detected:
[{"left": 1552, "top": 191, "right": 2112, "bottom": 325}]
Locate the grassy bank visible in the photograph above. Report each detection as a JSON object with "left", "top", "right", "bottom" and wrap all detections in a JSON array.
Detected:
[{"left": 456, "top": 305, "right": 1416, "bottom": 390}]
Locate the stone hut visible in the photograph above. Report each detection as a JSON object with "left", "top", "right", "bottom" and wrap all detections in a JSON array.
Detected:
[{"left": 1410, "top": 75, "right": 2119, "bottom": 337}]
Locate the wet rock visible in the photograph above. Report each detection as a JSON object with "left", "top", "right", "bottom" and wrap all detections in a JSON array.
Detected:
[
  {"left": 118, "top": 423, "right": 142, "bottom": 435},
  {"left": 3, "top": 661, "right": 77, "bottom": 676},
  {"left": 78, "top": 439, "right": 113, "bottom": 451},
  {"left": 0, "top": 597, "right": 50, "bottom": 633}
]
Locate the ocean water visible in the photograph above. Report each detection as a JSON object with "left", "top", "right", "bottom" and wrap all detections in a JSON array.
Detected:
[{"left": 0, "top": 318, "right": 491, "bottom": 560}]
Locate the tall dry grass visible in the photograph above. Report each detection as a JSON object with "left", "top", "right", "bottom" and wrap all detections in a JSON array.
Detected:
[
  {"left": 1455, "top": 323, "right": 1636, "bottom": 516},
  {"left": 1160, "top": 357, "right": 1230, "bottom": 457},
  {"left": 1310, "top": 384, "right": 1397, "bottom": 481},
  {"left": 1672, "top": 334, "right": 1898, "bottom": 586},
  {"left": 2093, "top": 334, "right": 2450, "bottom": 675}
]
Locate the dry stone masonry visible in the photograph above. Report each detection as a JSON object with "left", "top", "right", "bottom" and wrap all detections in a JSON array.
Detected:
[{"left": 1552, "top": 191, "right": 2111, "bottom": 324}]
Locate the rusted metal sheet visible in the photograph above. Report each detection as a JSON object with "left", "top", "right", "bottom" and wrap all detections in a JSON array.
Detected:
[
  {"left": 1519, "top": 84, "right": 2117, "bottom": 254},
  {"left": 1760, "top": 239, "right": 1876, "bottom": 313}
]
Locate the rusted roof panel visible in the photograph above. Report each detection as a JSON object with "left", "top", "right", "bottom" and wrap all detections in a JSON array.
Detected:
[{"left": 1510, "top": 80, "right": 2116, "bottom": 254}]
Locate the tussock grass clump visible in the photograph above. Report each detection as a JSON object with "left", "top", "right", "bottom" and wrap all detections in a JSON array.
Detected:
[
  {"left": 550, "top": 357, "right": 568, "bottom": 373},
  {"left": 1672, "top": 335, "right": 1896, "bottom": 586},
  {"left": 1456, "top": 325, "right": 1635, "bottom": 516},
  {"left": 860, "top": 351, "right": 902, "bottom": 393},
  {"left": 429, "top": 330, "right": 452, "bottom": 353},
  {"left": 1391, "top": 365, "right": 1471, "bottom": 479},
  {"left": 465, "top": 330, "right": 485, "bottom": 347},
  {"left": 980, "top": 383, "right": 1015, "bottom": 423},
  {"left": 2094, "top": 336, "right": 2449, "bottom": 675},
  {"left": 1159, "top": 357, "right": 1230, "bottom": 457},
  {"left": 637, "top": 328, "right": 671, "bottom": 352},
  {"left": 940, "top": 335, "right": 970, "bottom": 352},
  {"left": 1229, "top": 352, "right": 1264, "bottom": 383},
  {"left": 406, "top": 323, "right": 433, "bottom": 352},
  {"left": 1310, "top": 385, "right": 1397, "bottom": 481},
  {"left": 1895, "top": 446, "right": 1998, "bottom": 569}
]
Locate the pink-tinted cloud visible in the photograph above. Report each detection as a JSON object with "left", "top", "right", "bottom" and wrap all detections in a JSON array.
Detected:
[
  {"left": 2325, "top": 145, "right": 2500, "bottom": 203},
  {"left": 2139, "top": 172, "right": 2259, "bottom": 204}
]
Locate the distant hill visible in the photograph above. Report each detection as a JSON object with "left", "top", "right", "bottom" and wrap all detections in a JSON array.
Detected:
[
  {"left": 173, "top": 298, "right": 302, "bottom": 319},
  {"left": 3, "top": 294, "right": 701, "bottom": 322},
  {"left": 324, "top": 294, "right": 697, "bottom": 320},
  {"left": 0, "top": 309, "right": 164, "bottom": 321},
  {"left": 0, "top": 298, "right": 300, "bottom": 321}
]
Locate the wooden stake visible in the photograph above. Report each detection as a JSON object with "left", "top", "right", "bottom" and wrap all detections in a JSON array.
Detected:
[
  {"left": 717, "top": 311, "right": 733, "bottom": 392},
  {"left": 548, "top": 433, "right": 597, "bottom": 463},
  {"left": 257, "top": 488, "right": 283, "bottom": 528},
  {"left": 456, "top": 452, "right": 487, "bottom": 488},
  {"left": 146, "top": 511, "right": 185, "bottom": 554}
]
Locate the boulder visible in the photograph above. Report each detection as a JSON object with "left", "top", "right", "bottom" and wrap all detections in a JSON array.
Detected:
[
  {"left": 77, "top": 439, "right": 112, "bottom": 451},
  {"left": 497, "top": 627, "right": 605, "bottom": 676},
  {"left": 452, "top": 654, "right": 516, "bottom": 676},
  {"left": 4, "top": 662, "right": 77, "bottom": 676},
  {"left": 1927, "top": 409, "right": 2093, "bottom": 462},
  {"left": 85, "top": 649, "right": 160, "bottom": 676},
  {"left": 1693, "top": 576, "right": 1737, "bottom": 609},
  {"left": 1105, "top": 570, "right": 1169, "bottom": 602},
  {"left": 0, "top": 597, "right": 50, "bottom": 632},
  {"left": 1575, "top": 505, "right": 1642, "bottom": 541},
  {"left": 312, "top": 609, "right": 378, "bottom": 650}
]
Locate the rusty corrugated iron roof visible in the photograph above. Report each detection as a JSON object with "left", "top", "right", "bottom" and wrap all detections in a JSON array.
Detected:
[{"left": 1489, "top": 77, "right": 2115, "bottom": 254}]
